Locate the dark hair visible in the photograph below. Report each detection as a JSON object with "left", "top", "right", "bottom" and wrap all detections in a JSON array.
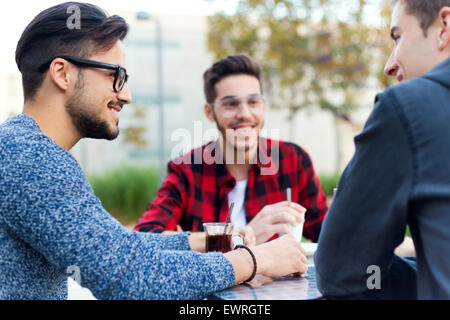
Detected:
[
  {"left": 203, "top": 54, "right": 262, "bottom": 103},
  {"left": 15, "top": 2, "right": 129, "bottom": 101},
  {"left": 393, "top": 0, "right": 450, "bottom": 36}
]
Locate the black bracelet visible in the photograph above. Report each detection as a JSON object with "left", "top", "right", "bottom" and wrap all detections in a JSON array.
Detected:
[{"left": 234, "top": 245, "right": 257, "bottom": 283}]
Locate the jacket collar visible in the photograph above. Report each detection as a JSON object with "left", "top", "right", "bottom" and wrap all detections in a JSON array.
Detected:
[{"left": 423, "top": 57, "right": 450, "bottom": 88}]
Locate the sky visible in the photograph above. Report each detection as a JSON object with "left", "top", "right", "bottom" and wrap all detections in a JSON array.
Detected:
[{"left": 0, "top": 0, "right": 238, "bottom": 48}]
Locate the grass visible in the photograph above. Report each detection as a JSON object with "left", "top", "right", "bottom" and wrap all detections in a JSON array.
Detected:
[
  {"left": 88, "top": 166, "right": 160, "bottom": 225},
  {"left": 318, "top": 172, "right": 341, "bottom": 197}
]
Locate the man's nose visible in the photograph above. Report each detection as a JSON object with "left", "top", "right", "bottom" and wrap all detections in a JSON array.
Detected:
[
  {"left": 384, "top": 53, "right": 399, "bottom": 77},
  {"left": 235, "top": 101, "right": 253, "bottom": 119},
  {"left": 117, "top": 83, "right": 132, "bottom": 105}
]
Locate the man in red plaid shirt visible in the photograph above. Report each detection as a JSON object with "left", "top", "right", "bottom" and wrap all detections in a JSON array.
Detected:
[{"left": 134, "top": 54, "right": 328, "bottom": 250}]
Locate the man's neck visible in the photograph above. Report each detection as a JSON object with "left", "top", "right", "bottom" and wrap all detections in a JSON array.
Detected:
[
  {"left": 226, "top": 163, "right": 251, "bottom": 181},
  {"left": 22, "top": 99, "right": 80, "bottom": 151}
]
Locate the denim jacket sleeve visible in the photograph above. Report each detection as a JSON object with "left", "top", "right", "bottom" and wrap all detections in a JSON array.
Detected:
[{"left": 314, "top": 89, "right": 414, "bottom": 297}]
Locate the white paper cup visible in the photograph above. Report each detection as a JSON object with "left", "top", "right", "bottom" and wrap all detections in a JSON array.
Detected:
[
  {"left": 290, "top": 222, "right": 304, "bottom": 242},
  {"left": 290, "top": 211, "right": 305, "bottom": 242},
  {"left": 280, "top": 212, "right": 305, "bottom": 242}
]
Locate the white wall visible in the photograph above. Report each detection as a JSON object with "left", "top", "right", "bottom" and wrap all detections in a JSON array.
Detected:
[{"left": 0, "top": 51, "right": 22, "bottom": 123}]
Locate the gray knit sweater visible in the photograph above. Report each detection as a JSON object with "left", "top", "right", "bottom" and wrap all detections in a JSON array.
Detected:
[{"left": 0, "top": 114, "right": 235, "bottom": 300}]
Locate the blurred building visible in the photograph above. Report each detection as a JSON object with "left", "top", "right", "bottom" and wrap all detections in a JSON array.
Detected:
[{"left": 1, "top": 12, "right": 378, "bottom": 179}]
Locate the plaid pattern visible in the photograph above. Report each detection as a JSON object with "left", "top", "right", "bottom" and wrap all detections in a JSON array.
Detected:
[{"left": 134, "top": 138, "right": 328, "bottom": 242}]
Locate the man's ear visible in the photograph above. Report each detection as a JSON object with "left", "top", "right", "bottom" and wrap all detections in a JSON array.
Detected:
[
  {"left": 204, "top": 103, "right": 215, "bottom": 122},
  {"left": 438, "top": 6, "right": 450, "bottom": 49},
  {"left": 47, "top": 58, "right": 72, "bottom": 92}
]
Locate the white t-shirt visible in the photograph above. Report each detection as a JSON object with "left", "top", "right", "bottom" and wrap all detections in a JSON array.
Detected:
[{"left": 228, "top": 180, "right": 248, "bottom": 229}]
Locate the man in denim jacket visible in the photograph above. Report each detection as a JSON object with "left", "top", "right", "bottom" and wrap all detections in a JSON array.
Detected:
[{"left": 316, "top": 0, "right": 450, "bottom": 299}]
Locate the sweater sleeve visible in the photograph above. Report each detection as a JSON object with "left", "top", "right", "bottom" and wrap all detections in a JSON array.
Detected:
[
  {"left": 0, "top": 135, "right": 235, "bottom": 299},
  {"left": 314, "top": 90, "right": 414, "bottom": 297}
]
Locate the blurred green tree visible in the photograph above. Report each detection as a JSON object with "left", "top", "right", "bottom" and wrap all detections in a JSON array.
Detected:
[
  {"left": 207, "top": 0, "right": 394, "bottom": 171},
  {"left": 122, "top": 105, "right": 148, "bottom": 149}
]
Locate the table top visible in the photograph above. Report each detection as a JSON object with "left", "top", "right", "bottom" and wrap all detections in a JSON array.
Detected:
[{"left": 210, "top": 266, "right": 323, "bottom": 300}]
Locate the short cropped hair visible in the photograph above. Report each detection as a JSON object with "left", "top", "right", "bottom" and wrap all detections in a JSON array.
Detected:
[
  {"left": 393, "top": 0, "right": 450, "bottom": 36},
  {"left": 15, "top": 2, "right": 129, "bottom": 101},
  {"left": 203, "top": 54, "right": 262, "bottom": 103}
]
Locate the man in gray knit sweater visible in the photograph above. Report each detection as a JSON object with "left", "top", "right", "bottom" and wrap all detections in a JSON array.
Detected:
[{"left": 0, "top": 2, "right": 307, "bottom": 300}]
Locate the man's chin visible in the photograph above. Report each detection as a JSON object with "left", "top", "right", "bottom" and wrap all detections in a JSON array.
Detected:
[
  {"left": 84, "top": 124, "right": 119, "bottom": 140},
  {"left": 104, "top": 129, "right": 119, "bottom": 141},
  {"left": 225, "top": 136, "right": 256, "bottom": 149},
  {"left": 223, "top": 138, "right": 258, "bottom": 162},
  {"left": 234, "top": 142, "right": 253, "bottom": 151},
  {"left": 103, "top": 124, "right": 120, "bottom": 140}
]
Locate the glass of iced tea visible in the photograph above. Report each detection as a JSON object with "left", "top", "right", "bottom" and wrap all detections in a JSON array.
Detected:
[{"left": 203, "top": 222, "right": 234, "bottom": 253}]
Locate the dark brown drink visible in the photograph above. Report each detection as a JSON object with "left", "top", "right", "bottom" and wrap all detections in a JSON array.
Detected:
[{"left": 206, "top": 234, "right": 232, "bottom": 253}]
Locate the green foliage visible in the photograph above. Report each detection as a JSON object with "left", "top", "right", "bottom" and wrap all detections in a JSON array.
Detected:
[
  {"left": 88, "top": 166, "right": 160, "bottom": 225},
  {"left": 318, "top": 172, "right": 341, "bottom": 197},
  {"left": 121, "top": 106, "right": 148, "bottom": 149},
  {"left": 405, "top": 225, "right": 411, "bottom": 237}
]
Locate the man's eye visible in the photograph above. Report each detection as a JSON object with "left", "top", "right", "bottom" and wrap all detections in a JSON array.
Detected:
[{"left": 223, "top": 101, "right": 240, "bottom": 108}]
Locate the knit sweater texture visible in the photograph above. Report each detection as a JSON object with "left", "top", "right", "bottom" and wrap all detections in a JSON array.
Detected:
[{"left": 0, "top": 114, "right": 235, "bottom": 300}]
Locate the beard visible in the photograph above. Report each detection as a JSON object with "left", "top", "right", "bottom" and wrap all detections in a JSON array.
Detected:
[
  {"left": 65, "top": 71, "right": 119, "bottom": 140},
  {"left": 212, "top": 110, "right": 264, "bottom": 164}
]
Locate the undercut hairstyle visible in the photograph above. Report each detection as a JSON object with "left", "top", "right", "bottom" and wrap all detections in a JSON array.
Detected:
[
  {"left": 15, "top": 2, "right": 129, "bottom": 101},
  {"left": 203, "top": 54, "right": 262, "bottom": 103},
  {"left": 393, "top": 0, "right": 450, "bottom": 36}
]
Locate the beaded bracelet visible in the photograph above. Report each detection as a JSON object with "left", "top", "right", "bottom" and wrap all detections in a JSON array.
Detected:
[{"left": 234, "top": 245, "right": 257, "bottom": 283}]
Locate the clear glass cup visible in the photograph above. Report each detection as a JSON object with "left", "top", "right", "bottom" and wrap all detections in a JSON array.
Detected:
[{"left": 203, "top": 222, "right": 234, "bottom": 253}]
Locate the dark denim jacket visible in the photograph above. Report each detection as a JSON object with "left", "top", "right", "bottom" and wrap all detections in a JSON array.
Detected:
[{"left": 315, "top": 58, "right": 450, "bottom": 300}]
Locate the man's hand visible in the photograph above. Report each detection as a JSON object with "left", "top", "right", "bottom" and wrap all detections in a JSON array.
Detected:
[
  {"left": 394, "top": 236, "right": 416, "bottom": 257},
  {"left": 235, "top": 225, "right": 256, "bottom": 247},
  {"left": 252, "top": 233, "right": 308, "bottom": 278},
  {"left": 247, "top": 201, "right": 306, "bottom": 244},
  {"left": 225, "top": 233, "right": 308, "bottom": 284}
]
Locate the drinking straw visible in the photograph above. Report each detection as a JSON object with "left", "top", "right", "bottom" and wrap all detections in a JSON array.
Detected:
[
  {"left": 224, "top": 202, "right": 234, "bottom": 235},
  {"left": 287, "top": 187, "right": 291, "bottom": 205}
]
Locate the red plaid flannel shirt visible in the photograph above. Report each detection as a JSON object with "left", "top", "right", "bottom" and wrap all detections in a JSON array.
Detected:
[{"left": 134, "top": 138, "right": 328, "bottom": 242}]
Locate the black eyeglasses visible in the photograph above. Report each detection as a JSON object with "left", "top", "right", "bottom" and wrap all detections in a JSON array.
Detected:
[{"left": 38, "top": 56, "right": 129, "bottom": 93}]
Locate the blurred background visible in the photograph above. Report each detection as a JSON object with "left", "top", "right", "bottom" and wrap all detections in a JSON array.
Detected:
[{"left": 0, "top": 0, "right": 394, "bottom": 226}]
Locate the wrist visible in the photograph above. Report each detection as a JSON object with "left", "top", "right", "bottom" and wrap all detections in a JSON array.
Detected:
[
  {"left": 234, "top": 245, "right": 257, "bottom": 283},
  {"left": 250, "top": 246, "right": 265, "bottom": 274},
  {"left": 187, "top": 232, "right": 206, "bottom": 252},
  {"left": 224, "top": 247, "right": 255, "bottom": 284}
]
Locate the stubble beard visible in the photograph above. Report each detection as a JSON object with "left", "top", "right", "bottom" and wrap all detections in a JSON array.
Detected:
[
  {"left": 65, "top": 71, "right": 119, "bottom": 141},
  {"left": 211, "top": 109, "right": 261, "bottom": 164}
]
